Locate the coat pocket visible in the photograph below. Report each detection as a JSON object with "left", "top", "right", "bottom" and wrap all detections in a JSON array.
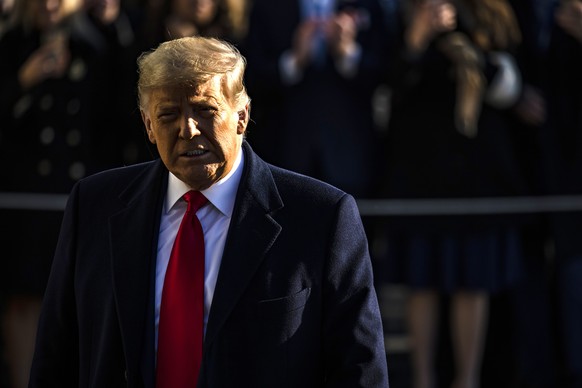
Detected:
[
  {"left": 257, "top": 287, "right": 312, "bottom": 345},
  {"left": 256, "top": 287, "right": 313, "bottom": 387},
  {"left": 257, "top": 287, "right": 311, "bottom": 316}
]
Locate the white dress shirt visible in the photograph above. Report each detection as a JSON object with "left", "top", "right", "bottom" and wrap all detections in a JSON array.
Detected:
[{"left": 154, "top": 149, "right": 244, "bottom": 349}]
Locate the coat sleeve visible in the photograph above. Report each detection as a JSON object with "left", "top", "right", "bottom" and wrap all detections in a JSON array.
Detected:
[
  {"left": 29, "top": 183, "right": 81, "bottom": 388},
  {"left": 322, "top": 194, "right": 389, "bottom": 387}
]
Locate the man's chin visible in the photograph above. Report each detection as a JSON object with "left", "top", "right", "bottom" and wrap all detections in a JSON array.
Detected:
[{"left": 177, "top": 167, "right": 222, "bottom": 191}]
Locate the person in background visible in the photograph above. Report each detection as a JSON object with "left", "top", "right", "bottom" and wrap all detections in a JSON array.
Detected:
[
  {"left": 380, "top": 0, "right": 526, "bottom": 387},
  {"left": 243, "top": 0, "right": 388, "bottom": 198},
  {"left": 0, "top": 0, "right": 116, "bottom": 386},
  {"left": 504, "top": 0, "right": 557, "bottom": 386},
  {"left": 139, "top": 0, "right": 248, "bottom": 51},
  {"left": 28, "top": 36, "right": 389, "bottom": 387},
  {"left": 0, "top": 0, "right": 14, "bottom": 36},
  {"left": 84, "top": 0, "right": 152, "bottom": 165},
  {"left": 543, "top": 0, "right": 582, "bottom": 385}
]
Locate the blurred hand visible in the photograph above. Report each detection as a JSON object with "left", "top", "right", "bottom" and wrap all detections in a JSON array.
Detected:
[
  {"left": 18, "top": 39, "right": 70, "bottom": 90},
  {"left": 514, "top": 84, "right": 546, "bottom": 127},
  {"left": 292, "top": 19, "right": 319, "bottom": 68},
  {"left": 326, "top": 10, "right": 358, "bottom": 59},
  {"left": 405, "top": 0, "right": 457, "bottom": 53},
  {"left": 555, "top": 0, "right": 582, "bottom": 43}
]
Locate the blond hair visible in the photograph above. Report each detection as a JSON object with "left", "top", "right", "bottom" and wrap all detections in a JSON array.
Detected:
[
  {"left": 137, "top": 36, "right": 249, "bottom": 111},
  {"left": 462, "top": 0, "right": 522, "bottom": 51}
]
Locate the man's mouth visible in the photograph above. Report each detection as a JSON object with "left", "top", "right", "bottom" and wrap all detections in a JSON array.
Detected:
[{"left": 184, "top": 149, "right": 207, "bottom": 157}]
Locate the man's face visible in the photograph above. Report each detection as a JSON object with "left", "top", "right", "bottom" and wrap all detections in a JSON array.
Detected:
[
  {"left": 141, "top": 77, "right": 247, "bottom": 190},
  {"left": 34, "top": 0, "right": 63, "bottom": 29}
]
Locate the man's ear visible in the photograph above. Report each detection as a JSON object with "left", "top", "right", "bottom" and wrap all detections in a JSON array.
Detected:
[
  {"left": 141, "top": 110, "right": 156, "bottom": 144},
  {"left": 236, "top": 102, "right": 250, "bottom": 135}
]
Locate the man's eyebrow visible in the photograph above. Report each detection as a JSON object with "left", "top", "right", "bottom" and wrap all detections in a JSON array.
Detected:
[
  {"left": 188, "top": 94, "right": 222, "bottom": 106},
  {"left": 154, "top": 102, "right": 179, "bottom": 112}
]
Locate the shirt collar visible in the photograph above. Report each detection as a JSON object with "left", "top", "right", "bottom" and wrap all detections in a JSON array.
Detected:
[{"left": 165, "top": 147, "right": 244, "bottom": 217}]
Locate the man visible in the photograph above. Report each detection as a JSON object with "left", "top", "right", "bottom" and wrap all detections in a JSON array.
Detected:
[{"left": 28, "top": 36, "right": 389, "bottom": 387}]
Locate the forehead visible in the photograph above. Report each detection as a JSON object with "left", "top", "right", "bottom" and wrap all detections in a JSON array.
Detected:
[{"left": 148, "top": 77, "right": 227, "bottom": 107}]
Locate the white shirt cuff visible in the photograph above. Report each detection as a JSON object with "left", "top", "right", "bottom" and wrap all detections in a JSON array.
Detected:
[{"left": 485, "top": 52, "right": 522, "bottom": 109}]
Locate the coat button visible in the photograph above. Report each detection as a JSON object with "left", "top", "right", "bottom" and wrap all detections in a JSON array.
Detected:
[
  {"left": 69, "top": 58, "right": 87, "bottom": 81},
  {"left": 39, "top": 126, "right": 55, "bottom": 145},
  {"left": 13, "top": 95, "right": 32, "bottom": 118},
  {"left": 38, "top": 159, "right": 52, "bottom": 176},
  {"left": 68, "top": 162, "right": 85, "bottom": 180}
]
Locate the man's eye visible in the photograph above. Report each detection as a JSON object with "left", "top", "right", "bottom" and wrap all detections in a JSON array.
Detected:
[
  {"left": 197, "top": 107, "right": 217, "bottom": 118},
  {"left": 158, "top": 112, "right": 177, "bottom": 121}
]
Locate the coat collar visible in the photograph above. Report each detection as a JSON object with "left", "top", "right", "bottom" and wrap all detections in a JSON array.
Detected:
[{"left": 109, "top": 160, "right": 167, "bottom": 387}]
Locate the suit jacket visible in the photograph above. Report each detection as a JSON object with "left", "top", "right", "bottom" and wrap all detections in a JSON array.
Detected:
[{"left": 29, "top": 142, "right": 389, "bottom": 387}]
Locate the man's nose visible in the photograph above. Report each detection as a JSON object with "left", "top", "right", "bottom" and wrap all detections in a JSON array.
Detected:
[{"left": 179, "top": 115, "right": 201, "bottom": 139}]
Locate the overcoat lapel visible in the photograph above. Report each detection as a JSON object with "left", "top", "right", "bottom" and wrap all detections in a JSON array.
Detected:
[
  {"left": 204, "top": 142, "right": 283, "bottom": 348},
  {"left": 106, "top": 144, "right": 283, "bottom": 381},
  {"left": 109, "top": 160, "right": 167, "bottom": 386}
]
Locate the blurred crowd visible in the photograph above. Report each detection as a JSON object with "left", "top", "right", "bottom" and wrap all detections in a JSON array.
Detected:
[{"left": 1, "top": 0, "right": 581, "bottom": 387}]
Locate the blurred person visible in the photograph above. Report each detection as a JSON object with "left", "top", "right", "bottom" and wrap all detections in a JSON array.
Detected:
[
  {"left": 84, "top": 0, "right": 152, "bottom": 165},
  {"left": 504, "top": 0, "right": 557, "bottom": 387},
  {"left": 139, "top": 0, "right": 248, "bottom": 52},
  {"left": 28, "top": 36, "right": 389, "bottom": 387},
  {"left": 0, "top": 0, "right": 119, "bottom": 386},
  {"left": 243, "top": 0, "right": 389, "bottom": 198},
  {"left": 380, "top": 0, "right": 526, "bottom": 387},
  {"left": 542, "top": 0, "right": 582, "bottom": 386},
  {"left": 165, "top": 0, "right": 249, "bottom": 41},
  {"left": 0, "top": 0, "right": 14, "bottom": 36}
]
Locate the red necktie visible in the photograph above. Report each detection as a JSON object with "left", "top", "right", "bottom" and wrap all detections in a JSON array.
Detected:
[{"left": 156, "top": 191, "right": 207, "bottom": 388}]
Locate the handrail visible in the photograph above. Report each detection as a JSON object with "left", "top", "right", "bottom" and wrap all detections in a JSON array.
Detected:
[{"left": 2, "top": 192, "right": 582, "bottom": 215}]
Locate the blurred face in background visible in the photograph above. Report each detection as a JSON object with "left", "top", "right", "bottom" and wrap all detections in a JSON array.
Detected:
[
  {"left": 1, "top": 0, "right": 15, "bottom": 17},
  {"left": 86, "top": 0, "right": 120, "bottom": 24},
  {"left": 172, "top": 0, "right": 217, "bottom": 26},
  {"left": 29, "top": 0, "right": 81, "bottom": 30},
  {"left": 33, "top": 0, "right": 63, "bottom": 29}
]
